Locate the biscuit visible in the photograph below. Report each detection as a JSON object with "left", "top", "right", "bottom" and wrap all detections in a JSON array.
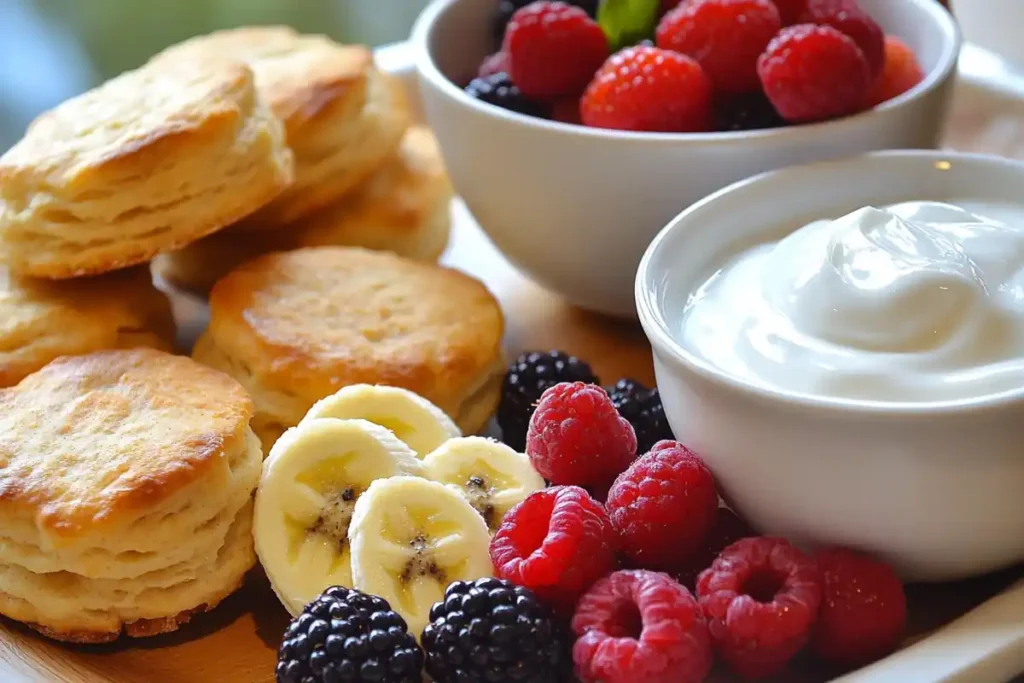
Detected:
[
  {"left": 0, "top": 349, "right": 262, "bottom": 641},
  {"left": 193, "top": 247, "right": 504, "bottom": 449},
  {"left": 153, "top": 26, "right": 410, "bottom": 228},
  {"left": 0, "top": 58, "right": 293, "bottom": 279},
  {"left": 0, "top": 266, "right": 175, "bottom": 388},
  {"left": 152, "top": 126, "right": 453, "bottom": 295}
]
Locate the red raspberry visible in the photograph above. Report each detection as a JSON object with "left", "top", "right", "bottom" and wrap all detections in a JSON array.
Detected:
[
  {"left": 697, "top": 537, "right": 822, "bottom": 678},
  {"left": 866, "top": 36, "right": 925, "bottom": 107},
  {"left": 675, "top": 507, "right": 755, "bottom": 590},
  {"left": 581, "top": 46, "right": 713, "bottom": 132},
  {"left": 811, "top": 548, "right": 907, "bottom": 666},
  {"left": 526, "top": 382, "right": 637, "bottom": 489},
  {"left": 490, "top": 485, "right": 619, "bottom": 613},
  {"left": 573, "top": 570, "right": 713, "bottom": 683},
  {"left": 800, "top": 0, "right": 885, "bottom": 78},
  {"left": 758, "top": 24, "right": 871, "bottom": 123},
  {"left": 772, "top": 0, "right": 807, "bottom": 24},
  {"left": 606, "top": 441, "right": 720, "bottom": 572},
  {"left": 478, "top": 51, "right": 510, "bottom": 79},
  {"left": 656, "top": 0, "right": 782, "bottom": 94},
  {"left": 503, "top": 1, "right": 609, "bottom": 99}
]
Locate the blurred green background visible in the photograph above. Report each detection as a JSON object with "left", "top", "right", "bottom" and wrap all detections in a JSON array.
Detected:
[{"left": 0, "top": 0, "right": 431, "bottom": 151}]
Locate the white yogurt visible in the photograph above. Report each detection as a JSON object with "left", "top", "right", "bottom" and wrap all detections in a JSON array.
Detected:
[{"left": 679, "top": 200, "right": 1024, "bottom": 402}]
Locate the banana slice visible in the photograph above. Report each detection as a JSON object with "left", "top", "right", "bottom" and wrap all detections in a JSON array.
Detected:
[
  {"left": 422, "top": 436, "right": 545, "bottom": 532},
  {"left": 254, "top": 418, "right": 423, "bottom": 616},
  {"left": 349, "top": 476, "right": 492, "bottom": 638},
  {"left": 301, "top": 384, "right": 461, "bottom": 457}
]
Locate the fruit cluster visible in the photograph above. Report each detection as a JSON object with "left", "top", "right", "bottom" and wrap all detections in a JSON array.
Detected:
[
  {"left": 275, "top": 363, "right": 909, "bottom": 683},
  {"left": 464, "top": 0, "right": 927, "bottom": 132}
]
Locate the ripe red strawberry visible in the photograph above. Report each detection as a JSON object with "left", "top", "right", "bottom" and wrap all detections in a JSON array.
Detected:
[
  {"left": 800, "top": 0, "right": 885, "bottom": 78},
  {"left": 581, "top": 46, "right": 713, "bottom": 132},
  {"left": 867, "top": 36, "right": 925, "bottom": 106},
  {"left": 656, "top": 0, "right": 782, "bottom": 94},
  {"left": 503, "top": 1, "right": 609, "bottom": 99},
  {"left": 758, "top": 24, "right": 871, "bottom": 123},
  {"left": 478, "top": 52, "right": 510, "bottom": 79}
]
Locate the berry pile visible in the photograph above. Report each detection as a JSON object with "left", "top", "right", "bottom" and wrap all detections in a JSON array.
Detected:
[
  {"left": 277, "top": 353, "right": 910, "bottom": 683},
  {"left": 464, "top": 0, "right": 928, "bottom": 132}
]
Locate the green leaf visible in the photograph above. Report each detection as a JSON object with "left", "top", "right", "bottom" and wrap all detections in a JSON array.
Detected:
[{"left": 597, "top": 0, "right": 661, "bottom": 52}]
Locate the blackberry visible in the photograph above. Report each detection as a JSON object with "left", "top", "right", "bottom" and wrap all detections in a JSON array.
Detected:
[
  {"left": 607, "top": 378, "right": 675, "bottom": 454},
  {"left": 276, "top": 586, "right": 423, "bottom": 683},
  {"left": 422, "top": 578, "right": 573, "bottom": 683},
  {"left": 464, "top": 72, "right": 550, "bottom": 118},
  {"left": 497, "top": 350, "right": 599, "bottom": 451},
  {"left": 714, "top": 92, "right": 787, "bottom": 132},
  {"left": 493, "top": 0, "right": 600, "bottom": 47}
]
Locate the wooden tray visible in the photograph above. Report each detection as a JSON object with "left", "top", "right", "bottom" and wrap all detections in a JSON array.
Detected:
[{"left": 2, "top": 42, "right": 1024, "bottom": 683}]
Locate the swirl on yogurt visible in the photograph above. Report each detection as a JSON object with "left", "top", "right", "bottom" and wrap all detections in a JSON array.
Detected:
[{"left": 680, "top": 201, "right": 1024, "bottom": 402}]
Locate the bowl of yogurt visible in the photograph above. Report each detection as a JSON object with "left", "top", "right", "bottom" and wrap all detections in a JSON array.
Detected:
[{"left": 635, "top": 150, "right": 1024, "bottom": 582}]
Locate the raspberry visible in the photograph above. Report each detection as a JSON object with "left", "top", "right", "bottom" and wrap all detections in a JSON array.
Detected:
[
  {"left": 527, "top": 382, "right": 638, "bottom": 489},
  {"left": 697, "top": 537, "right": 822, "bottom": 678},
  {"left": 504, "top": 2, "right": 609, "bottom": 100},
  {"left": 866, "top": 36, "right": 925, "bottom": 107},
  {"left": 493, "top": 0, "right": 599, "bottom": 46},
  {"left": 581, "top": 46, "right": 713, "bottom": 132},
  {"left": 656, "top": 0, "right": 782, "bottom": 94},
  {"left": 607, "top": 379, "right": 675, "bottom": 454},
  {"left": 606, "top": 441, "right": 719, "bottom": 572},
  {"left": 715, "top": 92, "right": 787, "bottom": 131},
  {"left": 800, "top": 0, "right": 885, "bottom": 78},
  {"left": 758, "top": 24, "right": 871, "bottom": 123},
  {"left": 490, "top": 486, "right": 619, "bottom": 613},
  {"left": 772, "top": 0, "right": 807, "bottom": 24},
  {"left": 811, "top": 548, "right": 907, "bottom": 666},
  {"left": 675, "top": 508, "right": 755, "bottom": 590},
  {"left": 572, "top": 570, "right": 713, "bottom": 683},
  {"left": 498, "top": 351, "right": 600, "bottom": 452},
  {"left": 464, "top": 72, "right": 551, "bottom": 118},
  {"left": 478, "top": 52, "right": 510, "bottom": 79}
]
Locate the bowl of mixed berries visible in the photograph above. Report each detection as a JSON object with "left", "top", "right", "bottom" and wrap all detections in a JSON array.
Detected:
[{"left": 411, "top": 0, "right": 960, "bottom": 318}]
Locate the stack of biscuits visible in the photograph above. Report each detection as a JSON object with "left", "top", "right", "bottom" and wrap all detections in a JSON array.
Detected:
[
  {"left": 0, "top": 24, "right": 487, "bottom": 644},
  {"left": 0, "top": 350, "right": 262, "bottom": 642}
]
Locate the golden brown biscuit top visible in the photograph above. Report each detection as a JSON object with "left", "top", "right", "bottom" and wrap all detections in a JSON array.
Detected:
[
  {"left": 0, "top": 349, "right": 253, "bottom": 541},
  {"left": 0, "top": 59, "right": 258, "bottom": 202},
  {"left": 207, "top": 247, "right": 504, "bottom": 406},
  {"left": 294, "top": 126, "right": 452, "bottom": 244},
  {"left": 152, "top": 26, "right": 373, "bottom": 134},
  {"left": 0, "top": 266, "right": 172, "bottom": 388}
]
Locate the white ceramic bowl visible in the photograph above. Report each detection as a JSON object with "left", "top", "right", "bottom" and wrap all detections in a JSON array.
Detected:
[
  {"left": 636, "top": 150, "right": 1024, "bottom": 582},
  {"left": 412, "top": 0, "right": 961, "bottom": 317}
]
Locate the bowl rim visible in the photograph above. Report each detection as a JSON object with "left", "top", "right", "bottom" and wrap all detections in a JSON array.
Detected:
[
  {"left": 411, "top": 0, "right": 962, "bottom": 143},
  {"left": 635, "top": 149, "right": 1024, "bottom": 418}
]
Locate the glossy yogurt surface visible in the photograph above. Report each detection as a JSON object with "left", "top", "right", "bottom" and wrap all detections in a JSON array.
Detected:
[{"left": 679, "top": 200, "right": 1024, "bottom": 402}]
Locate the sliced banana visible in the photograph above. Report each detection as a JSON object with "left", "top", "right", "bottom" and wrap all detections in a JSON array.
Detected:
[
  {"left": 301, "top": 384, "right": 461, "bottom": 457},
  {"left": 422, "top": 436, "right": 545, "bottom": 532},
  {"left": 349, "top": 476, "right": 492, "bottom": 638},
  {"left": 254, "top": 418, "right": 423, "bottom": 616}
]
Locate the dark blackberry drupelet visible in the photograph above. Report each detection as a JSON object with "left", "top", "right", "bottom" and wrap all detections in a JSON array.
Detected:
[
  {"left": 276, "top": 586, "right": 423, "bottom": 683},
  {"left": 607, "top": 379, "right": 675, "bottom": 454},
  {"left": 497, "top": 350, "right": 600, "bottom": 451},
  {"left": 464, "top": 72, "right": 551, "bottom": 118},
  {"left": 422, "top": 578, "right": 573, "bottom": 683},
  {"left": 493, "top": 0, "right": 600, "bottom": 46},
  {"left": 714, "top": 92, "right": 787, "bottom": 131}
]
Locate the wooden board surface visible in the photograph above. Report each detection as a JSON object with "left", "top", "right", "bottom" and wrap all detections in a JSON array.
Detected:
[{"left": 2, "top": 57, "right": 1024, "bottom": 683}]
